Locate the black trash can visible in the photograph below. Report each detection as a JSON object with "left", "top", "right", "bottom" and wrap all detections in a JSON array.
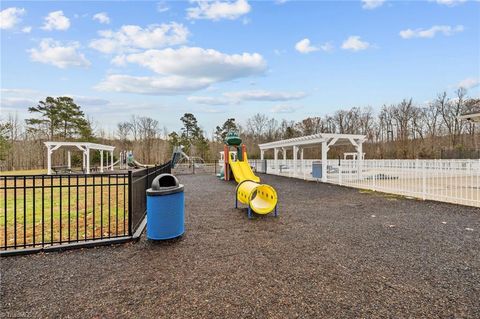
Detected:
[{"left": 146, "top": 174, "right": 185, "bottom": 240}]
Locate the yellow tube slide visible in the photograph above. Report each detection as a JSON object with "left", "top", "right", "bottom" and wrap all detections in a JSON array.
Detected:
[
  {"left": 229, "top": 152, "right": 277, "bottom": 216},
  {"left": 236, "top": 180, "right": 278, "bottom": 215}
]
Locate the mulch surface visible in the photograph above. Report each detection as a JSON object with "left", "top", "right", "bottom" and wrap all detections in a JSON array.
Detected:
[{"left": 1, "top": 174, "right": 479, "bottom": 318}]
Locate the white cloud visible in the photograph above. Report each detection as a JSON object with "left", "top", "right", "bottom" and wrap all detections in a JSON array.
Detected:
[
  {"left": 295, "top": 38, "right": 333, "bottom": 54},
  {"left": 188, "top": 96, "right": 231, "bottom": 105},
  {"left": 270, "top": 105, "right": 302, "bottom": 113},
  {"left": 361, "top": 0, "right": 385, "bottom": 10},
  {"left": 93, "top": 12, "right": 110, "bottom": 24},
  {"left": 295, "top": 38, "right": 318, "bottom": 54},
  {"left": 188, "top": 90, "right": 306, "bottom": 105},
  {"left": 399, "top": 25, "right": 464, "bottom": 39},
  {"left": 320, "top": 42, "right": 334, "bottom": 52},
  {"left": 187, "top": 0, "right": 251, "bottom": 21},
  {"left": 157, "top": 1, "right": 170, "bottom": 13},
  {"left": 29, "top": 39, "right": 90, "bottom": 68},
  {"left": 433, "top": 0, "right": 466, "bottom": 6},
  {"left": 197, "top": 106, "right": 226, "bottom": 113},
  {"left": 42, "top": 10, "right": 70, "bottom": 31},
  {"left": 95, "top": 74, "right": 212, "bottom": 95},
  {"left": 89, "top": 23, "right": 189, "bottom": 54},
  {"left": 341, "top": 36, "right": 370, "bottom": 51},
  {"left": 0, "top": 97, "right": 36, "bottom": 109},
  {"left": 70, "top": 96, "right": 110, "bottom": 106},
  {"left": 0, "top": 7, "right": 26, "bottom": 30},
  {"left": 458, "top": 77, "right": 479, "bottom": 90},
  {"left": 274, "top": 0, "right": 288, "bottom": 4},
  {"left": 111, "top": 55, "right": 127, "bottom": 66},
  {"left": 1, "top": 88, "right": 40, "bottom": 96},
  {"left": 21, "top": 26, "right": 32, "bottom": 33},
  {"left": 97, "top": 46, "right": 266, "bottom": 95},
  {"left": 118, "top": 47, "right": 267, "bottom": 82},
  {"left": 225, "top": 90, "right": 306, "bottom": 101}
]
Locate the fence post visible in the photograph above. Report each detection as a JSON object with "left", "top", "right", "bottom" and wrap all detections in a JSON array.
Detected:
[
  {"left": 128, "top": 170, "right": 133, "bottom": 236},
  {"left": 339, "top": 163, "right": 342, "bottom": 186},
  {"left": 422, "top": 160, "right": 426, "bottom": 200},
  {"left": 372, "top": 161, "right": 376, "bottom": 191}
]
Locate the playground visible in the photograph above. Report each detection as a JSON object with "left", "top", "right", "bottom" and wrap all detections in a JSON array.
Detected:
[{"left": 2, "top": 173, "right": 479, "bottom": 318}]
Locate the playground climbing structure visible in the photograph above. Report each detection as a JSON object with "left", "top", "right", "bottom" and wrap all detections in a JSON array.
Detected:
[{"left": 221, "top": 132, "right": 278, "bottom": 218}]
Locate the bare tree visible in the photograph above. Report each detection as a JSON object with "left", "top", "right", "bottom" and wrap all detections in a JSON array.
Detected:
[
  {"left": 117, "top": 122, "right": 132, "bottom": 141},
  {"left": 264, "top": 118, "right": 279, "bottom": 141},
  {"left": 437, "top": 89, "right": 467, "bottom": 147},
  {"left": 138, "top": 116, "right": 159, "bottom": 163},
  {"left": 129, "top": 115, "right": 140, "bottom": 141},
  {"left": 246, "top": 113, "right": 269, "bottom": 140}
]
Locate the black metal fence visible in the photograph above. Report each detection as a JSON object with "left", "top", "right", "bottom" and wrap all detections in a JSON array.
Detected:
[
  {"left": 172, "top": 162, "right": 219, "bottom": 175},
  {"left": 129, "top": 162, "right": 171, "bottom": 234},
  {"left": 0, "top": 162, "right": 171, "bottom": 253}
]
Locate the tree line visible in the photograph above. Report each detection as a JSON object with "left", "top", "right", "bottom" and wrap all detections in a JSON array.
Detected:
[
  {"left": 0, "top": 89, "right": 479, "bottom": 171},
  {"left": 225, "top": 88, "right": 479, "bottom": 159}
]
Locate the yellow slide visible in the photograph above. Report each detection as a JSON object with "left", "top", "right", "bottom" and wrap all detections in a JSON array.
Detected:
[
  {"left": 229, "top": 153, "right": 278, "bottom": 218},
  {"left": 229, "top": 153, "right": 260, "bottom": 183}
]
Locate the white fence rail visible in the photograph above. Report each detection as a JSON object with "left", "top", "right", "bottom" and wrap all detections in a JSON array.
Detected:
[{"left": 252, "top": 159, "right": 480, "bottom": 208}]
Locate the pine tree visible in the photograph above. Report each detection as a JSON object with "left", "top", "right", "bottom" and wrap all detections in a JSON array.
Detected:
[{"left": 26, "top": 96, "right": 92, "bottom": 140}]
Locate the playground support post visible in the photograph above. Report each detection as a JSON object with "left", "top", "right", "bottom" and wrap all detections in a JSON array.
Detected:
[
  {"left": 242, "top": 144, "right": 247, "bottom": 161},
  {"left": 224, "top": 145, "right": 229, "bottom": 181}
]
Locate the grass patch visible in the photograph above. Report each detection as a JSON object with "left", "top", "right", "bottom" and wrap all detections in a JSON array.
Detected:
[{"left": 0, "top": 175, "right": 129, "bottom": 248}]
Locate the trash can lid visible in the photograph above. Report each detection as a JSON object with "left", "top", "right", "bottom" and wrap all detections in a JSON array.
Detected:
[{"left": 147, "top": 173, "right": 184, "bottom": 196}]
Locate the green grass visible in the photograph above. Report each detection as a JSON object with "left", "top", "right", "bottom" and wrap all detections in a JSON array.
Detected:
[{"left": 0, "top": 175, "right": 129, "bottom": 248}]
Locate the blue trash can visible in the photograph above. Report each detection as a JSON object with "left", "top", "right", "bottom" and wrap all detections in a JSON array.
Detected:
[
  {"left": 146, "top": 174, "right": 185, "bottom": 240},
  {"left": 312, "top": 161, "right": 322, "bottom": 178}
]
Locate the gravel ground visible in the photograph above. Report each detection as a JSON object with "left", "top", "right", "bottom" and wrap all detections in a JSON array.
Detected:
[{"left": 1, "top": 174, "right": 479, "bottom": 318}]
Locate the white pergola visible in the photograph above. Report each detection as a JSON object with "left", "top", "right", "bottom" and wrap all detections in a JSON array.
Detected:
[
  {"left": 44, "top": 142, "right": 115, "bottom": 175},
  {"left": 258, "top": 133, "right": 366, "bottom": 182},
  {"left": 459, "top": 111, "right": 480, "bottom": 123}
]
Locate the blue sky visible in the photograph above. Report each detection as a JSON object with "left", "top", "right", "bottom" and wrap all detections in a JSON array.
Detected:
[{"left": 1, "top": 0, "right": 479, "bottom": 135}]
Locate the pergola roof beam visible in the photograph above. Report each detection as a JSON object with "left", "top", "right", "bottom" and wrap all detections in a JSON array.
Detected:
[
  {"left": 259, "top": 133, "right": 366, "bottom": 150},
  {"left": 459, "top": 112, "right": 480, "bottom": 122},
  {"left": 44, "top": 141, "right": 115, "bottom": 152}
]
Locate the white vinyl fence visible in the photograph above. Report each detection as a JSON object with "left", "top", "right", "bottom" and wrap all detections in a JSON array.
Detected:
[{"left": 252, "top": 159, "right": 480, "bottom": 208}]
